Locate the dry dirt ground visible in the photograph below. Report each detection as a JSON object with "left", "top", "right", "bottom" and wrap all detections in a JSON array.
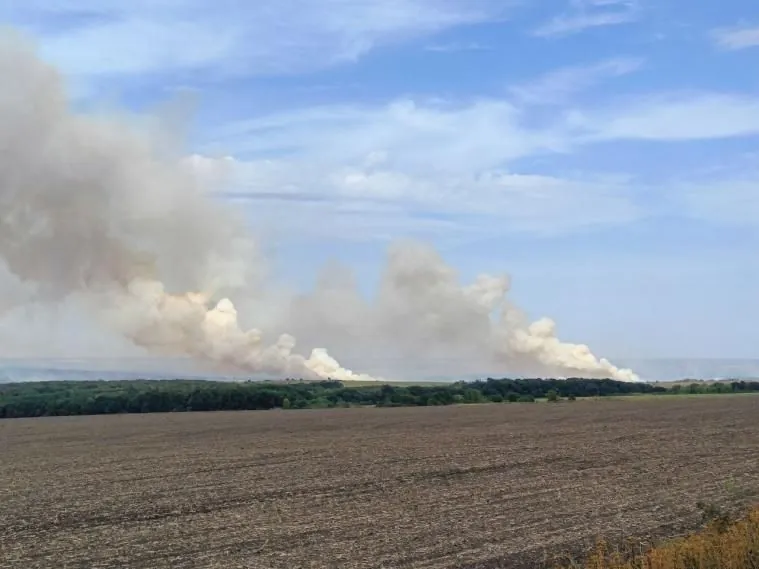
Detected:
[{"left": 1, "top": 396, "right": 758, "bottom": 569}]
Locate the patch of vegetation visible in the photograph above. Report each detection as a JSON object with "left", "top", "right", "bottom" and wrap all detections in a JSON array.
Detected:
[
  {"left": 561, "top": 505, "right": 759, "bottom": 569},
  {"left": 0, "top": 377, "right": 666, "bottom": 418},
  {"left": 663, "top": 380, "right": 759, "bottom": 395},
  {"left": 1, "top": 377, "right": 757, "bottom": 419}
]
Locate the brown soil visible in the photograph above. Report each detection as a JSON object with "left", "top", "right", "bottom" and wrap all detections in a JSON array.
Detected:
[{"left": 1, "top": 396, "right": 758, "bottom": 568}]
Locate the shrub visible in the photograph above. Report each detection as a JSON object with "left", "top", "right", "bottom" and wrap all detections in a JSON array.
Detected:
[
  {"left": 463, "top": 389, "right": 485, "bottom": 404},
  {"left": 517, "top": 394, "right": 535, "bottom": 403},
  {"left": 560, "top": 505, "right": 759, "bottom": 569},
  {"left": 546, "top": 389, "right": 559, "bottom": 402},
  {"left": 697, "top": 501, "right": 734, "bottom": 533}
]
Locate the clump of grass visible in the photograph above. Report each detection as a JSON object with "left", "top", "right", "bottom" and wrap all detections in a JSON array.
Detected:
[{"left": 561, "top": 505, "right": 759, "bottom": 569}]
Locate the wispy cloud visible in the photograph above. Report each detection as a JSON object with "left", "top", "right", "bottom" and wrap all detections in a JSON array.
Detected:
[
  {"left": 566, "top": 92, "right": 759, "bottom": 141},
  {"left": 509, "top": 57, "right": 643, "bottom": 105},
  {"left": 209, "top": 158, "right": 642, "bottom": 240},
  {"left": 424, "top": 41, "right": 490, "bottom": 53},
  {"left": 205, "top": 98, "right": 563, "bottom": 173},
  {"left": 533, "top": 0, "right": 640, "bottom": 38},
  {"left": 669, "top": 172, "right": 759, "bottom": 228},
  {"left": 711, "top": 24, "right": 759, "bottom": 51},
  {"left": 190, "top": 81, "right": 759, "bottom": 241},
  {"left": 193, "top": 97, "right": 644, "bottom": 240},
  {"left": 3, "top": 0, "right": 509, "bottom": 79}
]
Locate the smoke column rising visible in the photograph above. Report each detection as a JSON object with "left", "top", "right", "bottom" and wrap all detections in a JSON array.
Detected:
[
  {"left": 285, "top": 243, "right": 637, "bottom": 381},
  {"left": 0, "top": 35, "right": 638, "bottom": 382},
  {"left": 0, "top": 36, "right": 378, "bottom": 382}
]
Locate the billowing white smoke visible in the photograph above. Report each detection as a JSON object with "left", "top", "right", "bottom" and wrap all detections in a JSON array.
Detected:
[
  {"left": 0, "top": 35, "right": 638, "bottom": 383},
  {"left": 0, "top": 36, "right": 376, "bottom": 382},
  {"left": 286, "top": 243, "right": 638, "bottom": 381},
  {"left": 105, "top": 280, "right": 377, "bottom": 381}
]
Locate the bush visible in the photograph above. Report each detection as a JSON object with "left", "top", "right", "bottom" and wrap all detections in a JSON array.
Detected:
[
  {"left": 697, "top": 501, "right": 734, "bottom": 533},
  {"left": 489, "top": 394, "right": 504, "bottom": 403},
  {"left": 561, "top": 506, "right": 759, "bottom": 569},
  {"left": 546, "top": 389, "right": 559, "bottom": 402},
  {"left": 309, "top": 397, "right": 333, "bottom": 409},
  {"left": 517, "top": 394, "right": 535, "bottom": 403},
  {"left": 463, "top": 389, "right": 485, "bottom": 404}
]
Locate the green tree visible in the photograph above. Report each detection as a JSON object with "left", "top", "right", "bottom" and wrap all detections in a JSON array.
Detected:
[
  {"left": 546, "top": 389, "right": 559, "bottom": 402},
  {"left": 463, "top": 389, "right": 484, "bottom": 404}
]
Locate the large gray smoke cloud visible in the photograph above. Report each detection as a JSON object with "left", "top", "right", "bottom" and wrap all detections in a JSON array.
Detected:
[
  {"left": 284, "top": 243, "right": 638, "bottom": 381},
  {"left": 0, "top": 36, "right": 638, "bottom": 382}
]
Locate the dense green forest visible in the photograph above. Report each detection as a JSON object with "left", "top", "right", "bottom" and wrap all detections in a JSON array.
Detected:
[{"left": 1, "top": 377, "right": 758, "bottom": 419}]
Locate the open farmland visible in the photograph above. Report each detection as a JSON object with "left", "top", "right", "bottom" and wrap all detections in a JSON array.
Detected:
[{"left": 1, "top": 397, "right": 758, "bottom": 569}]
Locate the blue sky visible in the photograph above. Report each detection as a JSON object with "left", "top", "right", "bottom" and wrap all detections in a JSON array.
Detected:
[{"left": 4, "top": 0, "right": 759, "bottom": 360}]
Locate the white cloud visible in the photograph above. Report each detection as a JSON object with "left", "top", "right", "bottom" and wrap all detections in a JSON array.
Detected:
[
  {"left": 534, "top": 12, "right": 635, "bottom": 37},
  {"left": 39, "top": 20, "right": 238, "bottom": 76},
  {"left": 711, "top": 24, "right": 759, "bottom": 51},
  {"left": 675, "top": 177, "right": 759, "bottom": 226},
  {"left": 534, "top": 0, "right": 639, "bottom": 37},
  {"left": 566, "top": 93, "right": 759, "bottom": 141},
  {"left": 218, "top": 163, "right": 642, "bottom": 242},
  {"left": 424, "top": 42, "right": 490, "bottom": 52},
  {"left": 206, "top": 98, "right": 566, "bottom": 173},
  {"left": 509, "top": 57, "right": 643, "bottom": 105},
  {"left": 212, "top": 89, "right": 759, "bottom": 169},
  {"left": 231, "top": 159, "right": 637, "bottom": 221},
  {"left": 191, "top": 96, "right": 642, "bottom": 240},
  {"left": 192, "top": 82, "right": 759, "bottom": 240},
  {"left": 4, "top": 0, "right": 509, "bottom": 79}
]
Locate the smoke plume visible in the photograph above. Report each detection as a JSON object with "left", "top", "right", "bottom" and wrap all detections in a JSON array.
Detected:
[
  {"left": 0, "top": 36, "right": 638, "bottom": 383},
  {"left": 285, "top": 243, "right": 637, "bottom": 381}
]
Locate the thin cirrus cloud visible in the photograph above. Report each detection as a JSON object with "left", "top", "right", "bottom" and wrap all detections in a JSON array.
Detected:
[
  {"left": 533, "top": 0, "right": 640, "bottom": 37},
  {"left": 204, "top": 157, "right": 643, "bottom": 240},
  {"left": 206, "top": 99, "right": 567, "bottom": 173},
  {"left": 565, "top": 92, "right": 759, "bottom": 141},
  {"left": 197, "top": 95, "right": 644, "bottom": 237},
  {"left": 207, "top": 87, "right": 759, "bottom": 174},
  {"left": 4, "top": 0, "right": 512, "bottom": 78},
  {"left": 194, "top": 82, "right": 759, "bottom": 240},
  {"left": 711, "top": 24, "right": 759, "bottom": 50},
  {"left": 675, "top": 177, "right": 759, "bottom": 226},
  {"left": 508, "top": 57, "right": 644, "bottom": 105},
  {"left": 424, "top": 42, "right": 490, "bottom": 52}
]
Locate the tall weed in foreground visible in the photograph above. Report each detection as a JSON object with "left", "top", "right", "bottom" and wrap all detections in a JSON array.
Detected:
[{"left": 563, "top": 506, "right": 759, "bottom": 569}]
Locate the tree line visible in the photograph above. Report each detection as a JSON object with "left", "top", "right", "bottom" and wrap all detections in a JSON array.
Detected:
[{"left": 0, "top": 377, "right": 757, "bottom": 419}]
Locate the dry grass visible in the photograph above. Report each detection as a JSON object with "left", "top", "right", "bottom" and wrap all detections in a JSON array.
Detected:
[
  {"left": 1, "top": 396, "right": 758, "bottom": 568},
  {"left": 564, "top": 506, "right": 759, "bottom": 569}
]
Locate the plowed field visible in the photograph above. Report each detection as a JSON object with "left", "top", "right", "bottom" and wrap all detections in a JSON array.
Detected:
[{"left": 2, "top": 396, "right": 758, "bottom": 568}]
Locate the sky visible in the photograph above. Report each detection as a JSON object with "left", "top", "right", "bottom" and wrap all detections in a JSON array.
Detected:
[{"left": 2, "top": 0, "right": 759, "bottom": 362}]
